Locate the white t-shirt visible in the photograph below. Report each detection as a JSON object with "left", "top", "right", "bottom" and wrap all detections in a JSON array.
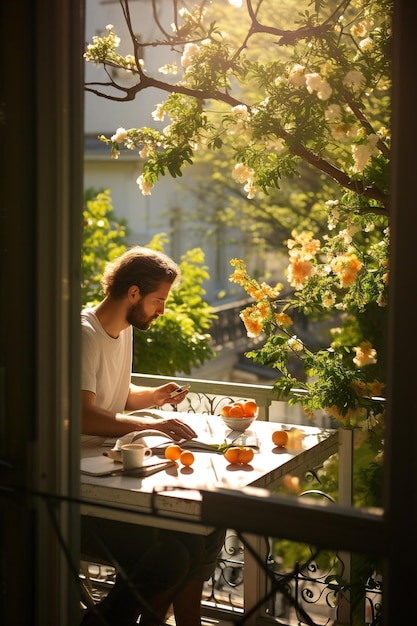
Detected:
[{"left": 81, "top": 308, "right": 133, "bottom": 415}]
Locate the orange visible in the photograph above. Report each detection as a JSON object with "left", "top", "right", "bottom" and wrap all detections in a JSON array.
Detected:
[
  {"left": 228, "top": 404, "right": 244, "bottom": 418},
  {"left": 242, "top": 400, "right": 257, "bottom": 417},
  {"left": 282, "top": 474, "right": 301, "bottom": 495},
  {"left": 237, "top": 447, "right": 254, "bottom": 464},
  {"left": 224, "top": 446, "right": 254, "bottom": 465},
  {"left": 224, "top": 447, "right": 240, "bottom": 464},
  {"left": 165, "top": 444, "right": 183, "bottom": 461},
  {"left": 220, "top": 404, "right": 232, "bottom": 416},
  {"left": 179, "top": 450, "right": 195, "bottom": 467},
  {"left": 272, "top": 430, "right": 289, "bottom": 447}
]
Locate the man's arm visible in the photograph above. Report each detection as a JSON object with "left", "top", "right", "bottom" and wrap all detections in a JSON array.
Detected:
[
  {"left": 125, "top": 382, "right": 189, "bottom": 411},
  {"left": 81, "top": 390, "right": 140, "bottom": 436},
  {"left": 81, "top": 388, "right": 196, "bottom": 440}
]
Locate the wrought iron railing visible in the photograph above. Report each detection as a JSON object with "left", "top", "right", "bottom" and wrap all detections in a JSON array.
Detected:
[
  {"left": 209, "top": 299, "right": 254, "bottom": 349},
  {"left": 200, "top": 495, "right": 344, "bottom": 625},
  {"left": 132, "top": 372, "right": 278, "bottom": 421}
]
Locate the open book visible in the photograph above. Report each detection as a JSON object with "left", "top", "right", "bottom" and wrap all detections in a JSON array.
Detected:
[{"left": 103, "top": 429, "right": 260, "bottom": 462}]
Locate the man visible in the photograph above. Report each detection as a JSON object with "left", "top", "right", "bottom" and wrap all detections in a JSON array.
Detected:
[
  {"left": 80, "top": 246, "right": 224, "bottom": 626},
  {"left": 81, "top": 246, "right": 194, "bottom": 439}
]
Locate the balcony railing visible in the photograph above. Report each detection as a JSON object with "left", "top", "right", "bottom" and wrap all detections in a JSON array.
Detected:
[{"left": 132, "top": 372, "right": 277, "bottom": 421}]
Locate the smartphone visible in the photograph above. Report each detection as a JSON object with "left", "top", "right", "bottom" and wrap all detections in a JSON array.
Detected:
[{"left": 169, "top": 384, "right": 191, "bottom": 398}]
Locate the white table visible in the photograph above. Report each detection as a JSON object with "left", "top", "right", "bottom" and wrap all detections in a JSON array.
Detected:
[{"left": 80, "top": 412, "right": 338, "bottom": 622}]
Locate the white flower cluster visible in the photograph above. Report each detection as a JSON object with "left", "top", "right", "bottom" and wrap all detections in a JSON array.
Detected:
[
  {"left": 181, "top": 43, "right": 201, "bottom": 69},
  {"left": 359, "top": 37, "right": 373, "bottom": 52},
  {"left": 351, "top": 133, "right": 379, "bottom": 173},
  {"left": 111, "top": 127, "right": 127, "bottom": 143},
  {"left": 325, "top": 200, "right": 340, "bottom": 230},
  {"left": 152, "top": 104, "right": 166, "bottom": 122},
  {"left": 139, "top": 145, "right": 150, "bottom": 159},
  {"left": 325, "top": 104, "right": 342, "bottom": 121},
  {"left": 84, "top": 24, "right": 121, "bottom": 63},
  {"left": 350, "top": 21, "right": 369, "bottom": 38},
  {"left": 136, "top": 174, "right": 154, "bottom": 196},
  {"left": 343, "top": 70, "right": 366, "bottom": 93},
  {"left": 158, "top": 63, "right": 178, "bottom": 75},
  {"left": 227, "top": 104, "right": 250, "bottom": 137},
  {"left": 288, "top": 64, "right": 306, "bottom": 87},
  {"left": 287, "top": 336, "right": 304, "bottom": 352},
  {"left": 288, "top": 64, "right": 332, "bottom": 101},
  {"left": 305, "top": 73, "right": 332, "bottom": 101},
  {"left": 350, "top": 20, "right": 375, "bottom": 53},
  {"left": 232, "top": 163, "right": 257, "bottom": 199}
]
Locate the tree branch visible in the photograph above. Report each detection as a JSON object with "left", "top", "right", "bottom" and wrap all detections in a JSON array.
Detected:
[
  {"left": 84, "top": 0, "right": 390, "bottom": 211},
  {"left": 244, "top": 0, "right": 349, "bottom": 45},
  {"left": 85, "top": 71, "right": 244, "bottom": 106},
  {"left": 85, "top": 69, "right": 389, "bottom": 211}
]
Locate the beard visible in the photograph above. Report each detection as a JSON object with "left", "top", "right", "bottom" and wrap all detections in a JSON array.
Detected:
[{"left": 126, "top": 300, "right": 157, "bottom": 331}]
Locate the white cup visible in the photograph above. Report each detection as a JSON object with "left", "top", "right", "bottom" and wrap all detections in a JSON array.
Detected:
[{"left": 121, "top": 443, "right": 152, "bottom": 470}]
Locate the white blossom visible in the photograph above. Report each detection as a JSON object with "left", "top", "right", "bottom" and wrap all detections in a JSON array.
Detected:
[
  {"left": 305, "top": 73, "right": 332, "bottom": 101},
  {"left": 158, "top": 63, "right": 178, "bottom": 75},
  {"left": 343, "top": 70, "right": 365, "bottom": 93},
  {"left": 326, "top": 204, "right": 340, "bottom": 230},
  {"left": 232, "top": 163, "right": 254, "bottom": 184},
  {"left": 351, "top": 133, "right": 379, "bottom": 172},
  {"left": 179, "top": 8, "right": 191, "bottom": 18},
  {"left": 136, "top": 175, "right": 154, "bottom": 196},
  {"left": 288, "top": 64, "right": 306, "bottom": 87},
  {"left": 322, "top": 292, "right": 336, "bottom": 307},
  {"left": 139, "top": 145, "right": 150, "bottom": 159},
  {"left": 162, "top": 124, "right": 173, "bottom": 137},
  {"left": 152, "top": 104, "right": 166, "bottom": 121},
  {"left": 350, "top": 21, "right": 368, "bottom": 38},
  {"left": 231, "top": 104, "right": 249, "bottom": 119},
  {"left": 287, "top": 336, "right": 304, "bottom": 352},
  {"left": 325, "top": 104, "right": 342, "bottom": 121},
  {"left": 111, "top": 127, "right": 127, "bottom": 143},
  {"left": 244, "top": 180, "right": 257, "bottom": 199},
  {"left": 181, "top": 43, "right": 201, "bottom": 69},
  {"left": 359, "top": 37, "right": 374, "bottom": 52},
  {"left": 123, "top": 55, "right": 137, "bottom": 70}
]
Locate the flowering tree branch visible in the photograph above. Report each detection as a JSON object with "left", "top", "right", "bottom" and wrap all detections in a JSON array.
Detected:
[{"left": 84, "top": 0, "right": 391, "bottom": 211}]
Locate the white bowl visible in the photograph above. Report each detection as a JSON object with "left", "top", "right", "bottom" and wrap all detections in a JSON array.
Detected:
[{"left": 221, "top": 413, "right": 257, "bottom": 432}]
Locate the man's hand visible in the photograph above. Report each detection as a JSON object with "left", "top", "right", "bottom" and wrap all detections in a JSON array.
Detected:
[
  {"left": 153, "top": 383, "right": 190, "bottom": 407},
  {"left": 144, "top": 417, "right": 197, "bottom": 442}
]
